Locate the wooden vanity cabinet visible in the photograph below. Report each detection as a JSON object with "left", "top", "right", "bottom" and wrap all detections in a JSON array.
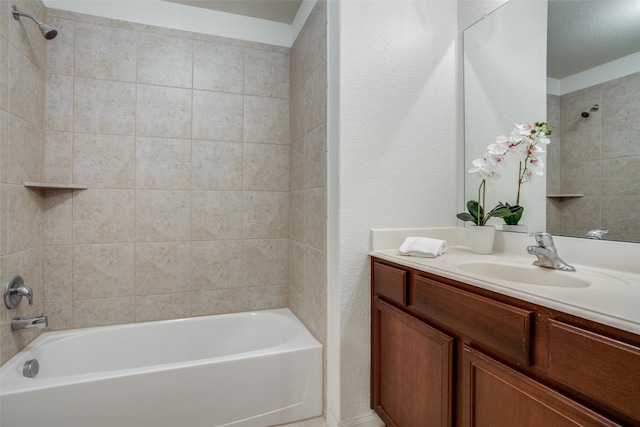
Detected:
[{"left": 371, "top": 258, "right": 640, "bottom": 427}]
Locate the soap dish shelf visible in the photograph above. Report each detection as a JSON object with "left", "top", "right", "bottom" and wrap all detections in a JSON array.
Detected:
[{"left": 24, "top": 182, "right": 87, "bottom": 190}]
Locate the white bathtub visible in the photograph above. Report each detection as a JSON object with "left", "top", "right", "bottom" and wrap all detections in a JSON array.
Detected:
[{"left": 0, "top": 308, "right": 322, "bottom": 427}]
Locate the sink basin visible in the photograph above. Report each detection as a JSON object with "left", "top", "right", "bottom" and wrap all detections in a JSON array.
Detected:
[{"left": 457, "top": 262, "right": 592, "bottom": 288}]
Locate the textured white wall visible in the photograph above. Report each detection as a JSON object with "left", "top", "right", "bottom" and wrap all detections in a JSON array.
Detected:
[{"left": 327, "top": 0, "right": 458, "bottom": 424}]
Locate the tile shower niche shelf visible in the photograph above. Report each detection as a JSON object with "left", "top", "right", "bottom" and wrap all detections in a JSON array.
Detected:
[
  {"left": 546, "top": 194, "right": 584, "bottom": 199},
  {"left": 24, "top": 182, "right": 87, "bottom": 190}
]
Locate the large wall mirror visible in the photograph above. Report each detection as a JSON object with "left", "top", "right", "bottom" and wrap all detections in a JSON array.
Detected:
[{"left": 463, "top": 0, "right": 640, "bottom": 243}]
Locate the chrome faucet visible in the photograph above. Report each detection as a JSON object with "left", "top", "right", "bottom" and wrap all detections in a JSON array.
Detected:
[
  {"left": 526, "top": 232, "right": 576, "bottom": 272},
  {"left": 11, "top": 313, "right": 48, "bottom": 330},
  {"left": 586, "top": 229, "right": 608, "bottom": 240}
]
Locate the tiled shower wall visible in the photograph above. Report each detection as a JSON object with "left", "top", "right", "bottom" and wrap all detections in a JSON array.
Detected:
[
  {"left": 0, "top": 0, "right": 47, "bottom": 364},
  {"left": 289, "top": 2, "right": 327, "bottom": 346},
  {"left": 41, "top": 9, "right": 292, "bottom": 330},
  {"left": 546, "top": 71, "right": 640, "bottom": 243}
]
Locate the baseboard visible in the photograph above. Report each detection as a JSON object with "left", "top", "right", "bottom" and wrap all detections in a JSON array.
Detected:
[{"left": 336, "top": 413, "right": 384, "bottom": 427}]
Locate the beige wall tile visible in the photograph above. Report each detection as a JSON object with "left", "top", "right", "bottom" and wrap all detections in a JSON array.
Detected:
[
  {"left": 74, "top": 78, "right": 136, "bottom": 135},
  {"left": 602, "top": 157, "right": 640, "bottom": 196},
  {"left": 560, "top": 87, "right": 602, "bottom": 132},
  {"left": 72, "top": 243, "right": 134, "bottom": 300},
  {"left": 136, "top": 137, "right": 191, "bottom": 189},
  {"left": 135, "top": 293, "right": 191, "bottom": 322},
  {"left": 191, "top": 140, "right": 242, "bottom": 190},
  {"left": 0, "top": 112, "right": 7, "bottom": 184},
  {"left": 289, "top": 240, "right": 305, "bottom": 295},
  {"left": 241, "top": 239, "right": 288, "bottom": 287},
  {"left": 191, "top": 289, "right": 243, "bottom": 316},
  {"left": 44, "top": 190, "right": 72, "bottom": 245},
  {"left": 602, "top": 117, "right": 640, "bottom": 158},
  {"left": 243, "top": 143, "right": 289, "bottom": 191},
  {"left": 45, "top": 73, "right": 73, "bottom": 131},
  {"left": 243, "top": 96, "right": 290, "bottom": 144},
  {"left": 192, "top": 90, "right": 243, "bottom": 141},
  {"left": 290, "top": 139, "right": 304, "bottom": 191},
  {"left": 74, "top": 22, "right": 136, "bottom": 81},
  {"left": 5, "top": 185, "right": 43, "bottom": 253},
  {"left": 244, "top": 48, "right": 289, "bottom": 99},
  {"left": 305, "top": 245, "right": 326, "bottom": 313},
  {"left": 561, "top": 125, "right": 601, "bottom": 164},
  {"left": 45, "top": 131, "right": 72, "bottom": 183},
  {"left": 191, "top": 240, "right": 242, "bottom": 291},
  {"left": 305, "top": 187, "right": 326, "bottom": 251},
  {"left": 191, "top": 191, "right": 242, "bottom": 240},
  {"left": 137, "top": 32, "right": 193, "bottom": 88},
  {"left": 0, "top": 0, "right": 8, "bottom": 39},
  {"left": 241, "top": 286, "right": 287, "bottom": 311},
  {"left": 559, "top": 196, "right": 601, "bottom": 233},
  {"left": 603, "top": 76, "right": 640, "bottom": 123},
  {"left": 45, "top": 17, "right": 74, "bottom": 76},
  {"left": 0, "top": 36, "right": 8, "bottom": 112},
  {"left": 72, "top": 297, "right": 134, "bottom": 328},
  {"left": 8, "top": 116, "right": 43, "bottom": 183},
  {"left": 43, "top": 245, "right": 72, "bottom": 302},
  {"left": 74, "top": 133, "right": 135, "bottom": 188},
  {"left": 289, "top": 190, "right": 305, "bottom": 242},
  {"left": 0, "top": 184, "right": 6, "bottom": 256},
  {"left": 72, "top": 189, "right": 134, "bottom": 244},
  {"left": 602, "top": 195, "right": 640, "bottom": 233},
  {"left": 561, "top": 160, "right": 601, "bottom": 196},
  {"left": 193, "top": 41, "right": 243, "bottom": 93},
  {"left": 134, "top": 242, "right": 190, "bottom": 295},
  {"left": 44, "top": 301, "right": 72, "bottom": 331},
  {"left": 135, "top": 190, "right": 190, "bottom": 242},
  {"left": 305, "top": 124, "right": 326, "bottom": 189},
  {"left": 243, "top": 191, "right": 289, "bottom": 239},
  {"left": 136, "top": 84, "right": 192, "bottom": 139}
]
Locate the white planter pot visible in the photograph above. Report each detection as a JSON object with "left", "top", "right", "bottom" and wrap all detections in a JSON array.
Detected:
[{"left": 469, "top": 225, "right": 496, "bottom": 254}]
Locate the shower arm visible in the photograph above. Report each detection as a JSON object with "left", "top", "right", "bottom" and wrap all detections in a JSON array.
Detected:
[{"left": 11, "top": 5, "right": 58, "bottom": 40}]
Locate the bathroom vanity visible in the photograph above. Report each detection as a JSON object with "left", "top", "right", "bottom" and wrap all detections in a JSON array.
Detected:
[{"left": 369, "top": 230, "right": 640, "bottom": 427}]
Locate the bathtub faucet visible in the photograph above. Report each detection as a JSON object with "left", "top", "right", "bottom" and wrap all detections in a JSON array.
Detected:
[{"left": 11, "top": 313, "right": 48, "bottom": 330}]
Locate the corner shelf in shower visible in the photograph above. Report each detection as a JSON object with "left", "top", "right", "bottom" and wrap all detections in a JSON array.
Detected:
[
  {"left": 24, "top": 182, "right": 87, "bottom": 190},
  {"left": 546, "top": 194, "right": 584, "bottom": 199}
]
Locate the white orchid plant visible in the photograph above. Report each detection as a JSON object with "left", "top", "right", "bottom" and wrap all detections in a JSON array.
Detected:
[{"left": 458, "top": 122, "right": 553, "bottom": 226}]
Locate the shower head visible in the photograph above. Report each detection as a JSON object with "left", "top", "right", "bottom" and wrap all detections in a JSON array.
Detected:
[
  {"left": 11, "top": 5, "right": 58, "bottom": 40},
  {"left": 581, "top": 104, "right": 599, "bottom": 118}
]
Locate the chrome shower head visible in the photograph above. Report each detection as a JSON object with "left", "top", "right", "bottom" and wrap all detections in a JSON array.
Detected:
[
  {"left": 12, "top": 5, "right": 58, "bottom": 40},
  {"left": 581, "top": 104, "right": 599, "bottom": 118}
]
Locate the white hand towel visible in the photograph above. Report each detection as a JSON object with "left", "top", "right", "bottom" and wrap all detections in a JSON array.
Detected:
[{"left": 398, "top": 236, "right": 447, "bottom": 258}]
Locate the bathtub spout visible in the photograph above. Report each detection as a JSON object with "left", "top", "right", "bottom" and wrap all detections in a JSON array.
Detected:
[{"left": 11, "top": 313, "right": 48, "bottom": 330}]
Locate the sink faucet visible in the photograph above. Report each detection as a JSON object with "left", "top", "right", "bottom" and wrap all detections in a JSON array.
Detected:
[
  {"left": 586, "top": 229, "right": 608, "bottom": 240},
  {"left": 11, "top": 313, "right": 48, "bottom": 330},
  {"left": 526, "top": 232, "right": 575, "bottom": 272}
]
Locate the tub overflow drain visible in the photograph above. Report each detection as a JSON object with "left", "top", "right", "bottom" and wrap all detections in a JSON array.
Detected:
[{"left": 23, "top": 359, "right": 39, "bottom": 378}]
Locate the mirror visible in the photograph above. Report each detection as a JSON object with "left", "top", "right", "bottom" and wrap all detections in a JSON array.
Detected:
[{"left": 463, "top": 0, "right": 640, "bottom": 243}]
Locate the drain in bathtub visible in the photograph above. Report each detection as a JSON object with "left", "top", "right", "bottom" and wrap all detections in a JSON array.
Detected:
[{"left": 22, "top": 359, "right": 39, "bottom": 378}]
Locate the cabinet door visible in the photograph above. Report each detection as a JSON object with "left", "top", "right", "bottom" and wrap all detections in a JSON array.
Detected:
[
  {"left": 462, "top": 346, "right": 622, "bottom": 427},
  {"left": 372, "top": 298, "right": 453, "bottom": 427}
]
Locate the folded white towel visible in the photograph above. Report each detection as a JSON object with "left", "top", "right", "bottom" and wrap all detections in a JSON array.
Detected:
[{"left": 398, "top": 236, "right": 447, "bottom": 258}]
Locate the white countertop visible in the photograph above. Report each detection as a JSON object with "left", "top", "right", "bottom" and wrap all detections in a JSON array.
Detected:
[{"left": 370, "top": 228, "right": 640, "bottom": 335}]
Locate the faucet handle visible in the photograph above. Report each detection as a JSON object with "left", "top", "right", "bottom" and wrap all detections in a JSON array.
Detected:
[
  {"left": 3, "top": 274, "right": 33, "bottom": 309},
  {"left": 530, "top": 232, "right": 556, "bottom": 249}
]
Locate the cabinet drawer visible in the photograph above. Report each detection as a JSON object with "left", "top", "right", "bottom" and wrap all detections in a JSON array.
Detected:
[
  {"left": 373, "top": 262, "right": 408, "bottom": 305},
  {"left": 548, "top": 320, "right": 640, "bottom": 422},
  {"left": 414, "top": 276, "right": 532, "bottom": 365}
]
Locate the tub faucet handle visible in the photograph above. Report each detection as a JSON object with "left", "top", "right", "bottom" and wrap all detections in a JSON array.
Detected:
[{"left": 4, "top": 274, "right": 34, "bottom": 309}]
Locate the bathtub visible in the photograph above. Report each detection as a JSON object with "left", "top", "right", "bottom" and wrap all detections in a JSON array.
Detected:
[{"left": 0, "top": 308, "right": 322, "bottom": 427}]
